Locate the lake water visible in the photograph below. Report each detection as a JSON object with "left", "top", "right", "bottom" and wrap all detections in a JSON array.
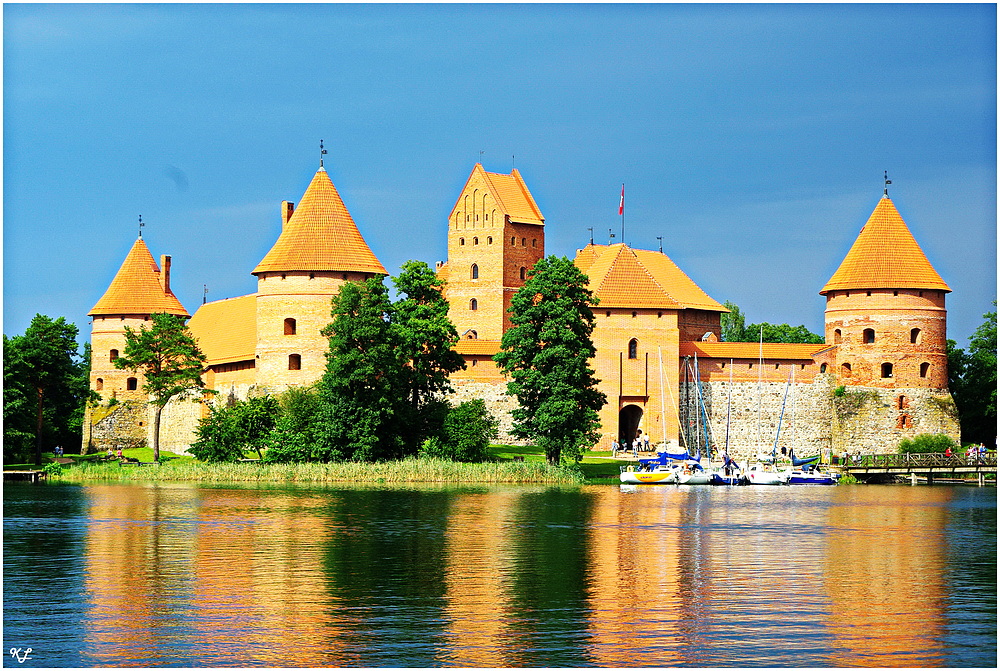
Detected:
[{"left": 3, "top": 481, "right": 996, "bottom": 668}]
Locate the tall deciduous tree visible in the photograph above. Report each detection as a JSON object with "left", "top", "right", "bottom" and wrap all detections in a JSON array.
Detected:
[
  {"left": 320, "top": 277, "right": 408, "bottom": 461},
  {"left": 494, "top": 256, "right": 607, "bottom": 465},
  {"left": 949, "top": 302, "right": 997, "bottom": 446},
  {"left": 114, "top": 312, "right": 209, "bottom": 462},
  {"left": 3, "top": 315, "right": 88, "bottom": 465},
  {"left": 391, "top": 260, "right": 465, "bottom": 446}
]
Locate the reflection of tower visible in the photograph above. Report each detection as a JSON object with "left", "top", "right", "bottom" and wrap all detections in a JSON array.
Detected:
[
  {"left": 251, "top": 164, "right": 386, "bottom": 391},
  {"left": 823, "top": 487, "right": 948, "bottom": 665},
  {"left": 821, "top": 194, "right": 951, "bottom": 390},
  {"left": 439, "top": 164, "right": 545, "bottom": 342}
]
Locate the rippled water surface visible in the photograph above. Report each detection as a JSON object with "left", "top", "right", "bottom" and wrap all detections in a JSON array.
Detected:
[{"left": 3, "top": 482, "right": 996, "bottom": 667}]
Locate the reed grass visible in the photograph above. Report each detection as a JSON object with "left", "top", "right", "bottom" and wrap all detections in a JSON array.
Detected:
[{"left": 53, "top": 456, "right": 585, "bottom": 485}]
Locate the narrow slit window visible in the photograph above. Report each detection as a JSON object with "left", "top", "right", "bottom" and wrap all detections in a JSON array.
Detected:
[
  {"left": 284, "top": 318, "right": 296, "bottom": 335},
  {"left": 628, "top": 338, "right": 638, "bottom": 359},
  {"left": 288, "top": 354, "right": 301, "bottom": 371}
]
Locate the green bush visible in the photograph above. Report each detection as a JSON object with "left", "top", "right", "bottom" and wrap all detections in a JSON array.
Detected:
[
  {"left": 421, "top": 399, "right": 499, "bottom": 463},
  {"left": 899, "top": 433, "right": 958, "bottom": 454},
  {"left": 190, "top": 395, "right": 279, "bottom": 463},
  {"left": 43, "top": 461, "right": 63, "bottom": 476}
]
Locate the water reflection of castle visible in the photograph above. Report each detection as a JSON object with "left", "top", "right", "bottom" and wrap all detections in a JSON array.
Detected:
[
  {"left": 83, "top": 161, "right": 959, "bottom": 457},
  {"left": 82, "top": 486, "right": 950, "bottom": 666}
]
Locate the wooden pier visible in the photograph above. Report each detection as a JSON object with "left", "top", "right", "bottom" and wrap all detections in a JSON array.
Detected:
[
  {"left": 838, "top": 452, "right": 997, "bottom": 485},
  {"left": 3, "top": 470, "right": 47, "bottom": 484}
]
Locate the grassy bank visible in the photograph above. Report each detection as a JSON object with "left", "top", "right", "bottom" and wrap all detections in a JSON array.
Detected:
[{"left": 47, "top": 454, "right": 584, "bottom": 485}]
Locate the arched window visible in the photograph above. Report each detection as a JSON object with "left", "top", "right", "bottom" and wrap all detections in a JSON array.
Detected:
[
  {"left": 288, "top": 354, "right": 301, "bottom": 371},
  {"left": 820, "top": 363, "right": 828, "bottom": 374},
  {"left": 863, "top": 328, "right": 876, "bottom": 344},
  {"left": 471, "top": 264, "right": 479, "bottom": 279},
  {"left": 284, "top": 318, "right": 296, "bottom": 335},
  {"left": 833, "top": 329, "right": 842, "bottom": 344},
  {"left": 910, "top": 328, "right": 921, "bottom": 344},
  {"left": 487, "top": 236, "right": 492, "bottom": 244},
  {"left": 126, "top": 377, "right": 138, "bottom": 391},
  {"left": 532, "top": 238, "right": 537, "bottom": 247},
  {"left": 511, "top": 236, "right": 516, "bottom": 246},
  {"left": 95, "top": 378, "right": 104, "bottom": 391},
  {"left": 841, "top": 362, "right": 852, "bottom": 375},
  {"left": 881, "top": 362, "right": 893, "bottom": 378},
  {"left": 459, "top": 238, "right": 465, "bottom": 246},
  {"left": 465, "top": 330, "right": 477, "bottom": 340},
  {"left": 473, "top": 237, "right": 479, "bottom": 245},
  {"left": 628, "top": 338, "right": 638, "bottom": 359},
  {"left": 470, "top": 298, "right": 478, "bottom": 311},
  {"left": 920, "top": 362, "right": 930, "bottom": 378},
  {"left": 521, "top": 237, "right": 526, "bottom": 246},
  {"left": 110, "top": 349, "right": 119, "bottom": 362},
  {"left": 897, "top": 395, "right": 907, "bottom": 410},
  {"left": 519, "top": 267, "right": 526, "bottom": 280}
]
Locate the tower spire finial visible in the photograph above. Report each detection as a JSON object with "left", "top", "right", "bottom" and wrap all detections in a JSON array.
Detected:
[
  {"left": 320, "top": 139, "right": 327, "bottom": 169},
  {"left": 138, "top": 214, "right": 145, "bottom": 238},
  {"left": 884, "top": 170, "right": 892, "bottom": 197}
]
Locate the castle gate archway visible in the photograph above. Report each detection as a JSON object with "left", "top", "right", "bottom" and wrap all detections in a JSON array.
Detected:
[{"left": 619, "top": 405, "right": 643, "bottom": 447}]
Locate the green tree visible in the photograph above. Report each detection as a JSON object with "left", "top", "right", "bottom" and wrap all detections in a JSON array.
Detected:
[
  {"left": 720, "top": 300, "right": 748, "bottom": 342},
  {"left": 319, "top": 277, "right": 409, "bottom": 461},
  {"left": 3, "top": 315, "right": 89, "bottom": 465},
  {"left": 114, "top": 312, "right": 209, "bottom": 462},
  {"left": 494, "top": 256, "right": 607, "bottom": 465},
  {"left": 421, "top": 399, "right": 499, "bottom": 462},
  {"left": 391, "top": 260, "right": 466, "bottom": 449},
  {"left": 189, "top": 395, "right": 279, "bottom": 463},
  {"left": 721, "top": 300, "right": 823, "bottom": 344},
  {"left": 949, "top": 303, "right": 997, "bottom": 445}
]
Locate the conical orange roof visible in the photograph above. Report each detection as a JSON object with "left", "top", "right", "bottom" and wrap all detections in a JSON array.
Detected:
[
  {"left": 821, "top": 196, "right": 950, "bottom": 295},
  {"left": 88, "top": 238, "right": 189, "bottom": 317},
  {"left": 252, "top": 167, "right": 386, "bottom": 275},
  {"left": 575, "top": 243, "right": 726, "bottom": 311}
]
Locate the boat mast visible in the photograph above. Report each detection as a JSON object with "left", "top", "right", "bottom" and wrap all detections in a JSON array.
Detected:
[{"left": 772, "top": 366, "right": 793, "bottom": 461}]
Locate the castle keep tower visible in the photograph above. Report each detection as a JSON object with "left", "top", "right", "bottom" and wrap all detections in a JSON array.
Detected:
[
  {"left": 821, "top": 194, "right": 951, "bottom": 389},
  {"left": 439, "top": 164, "right": 545, "bottom": 342},
  {"left": 251, "top": 163, "right": 386, "bottom": 390},
  {"left": 84, "top": 236, "right": 189, "bottom": 450}
]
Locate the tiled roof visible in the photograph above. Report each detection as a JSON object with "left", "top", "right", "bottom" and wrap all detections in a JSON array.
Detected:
[
  {"left": 454, "top": 339, "right": 502, "bottom": 356},
  {"left": 88, "top": 238, "right": 189, "bottom": 317},
  {"left": 452, "top": 164, "right": 544, "bottom": 225},
  {"left": 576, "top": 244, "right": 727, "bottom": 312},
  {"left": 821, "top": 196, "right": 950, "bottom": 295},
  {"left": 252, "top": 167, "right": 387, "bottom": 276},
  {"left": 187, "top": 294, "right": 257, "bottom": 365},
  {"left": 680, "top": 342, "right": 828, "bottom": 360}
]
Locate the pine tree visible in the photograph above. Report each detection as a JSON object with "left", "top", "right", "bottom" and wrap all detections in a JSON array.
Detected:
[{"left": 494, "top": 256, "right": 607, "bottom": 465}]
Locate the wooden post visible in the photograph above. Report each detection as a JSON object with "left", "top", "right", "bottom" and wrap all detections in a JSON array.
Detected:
[{"left": 911, "top": 472, "right": 918, "bottom": 486}]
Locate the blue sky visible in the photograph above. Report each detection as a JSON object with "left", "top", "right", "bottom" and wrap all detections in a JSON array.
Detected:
[{"left": 4, "top": 3, "right": 996, "bottom": 348}]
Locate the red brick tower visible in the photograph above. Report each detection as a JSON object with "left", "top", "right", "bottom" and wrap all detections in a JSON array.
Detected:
[
  {"left": 438, "top": 164, "right": 545, "bottom": 344},
  {"left": 251, "top": 163, "right": 386, "bottom": 390},
  {"left": 820, "top": 193, "right": 951, "bottom": 390}
]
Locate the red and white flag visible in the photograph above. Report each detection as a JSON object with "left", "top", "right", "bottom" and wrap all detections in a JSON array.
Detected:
[{"left": 618, "top": 184, "right": 624, "bottom": 216}]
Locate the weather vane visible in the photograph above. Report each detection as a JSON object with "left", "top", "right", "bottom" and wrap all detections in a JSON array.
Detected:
[
  {"left": 608, "top": 228, "right": 616, "bottom": 245},
  {"left": 138, "top": 214, "right": 145, "bottom": 238},
  {"left": 656, "top": 236, "right": 663, "bottom": 254},
  {"left": 884, "top": 170, "right": 892, "bottom": 196},
  {"left": 320, "top": 139, "right": 327, "bottom": 168},
  {"left": 587, "top": 227, "right": 594, "bottom": 245}
]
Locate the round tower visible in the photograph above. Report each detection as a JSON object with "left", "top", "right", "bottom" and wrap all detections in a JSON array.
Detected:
[
  {"left": 251, "top": 164, "right": 386, "bottom": 391},
  {"left": 85, "top": 236, "right": 189, "bottom": 451},
  {"left": 820, "top": 194, "right": 951, "bottom": 390}
]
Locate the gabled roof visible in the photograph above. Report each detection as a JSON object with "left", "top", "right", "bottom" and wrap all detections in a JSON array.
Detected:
[
  {"left": 821, "top": 196, "right": 950, "bottom": 295},
  {"left": 680, "top": 342, "right": 828, "bottom": 361},
  {"left": 88, "top": 238, "right": 189, "bottom": 317},
  {"left": 186, "top": 294, "right": 257, "bottom": 365},
  {"left": 453, "top": 164, "right": 544, "bottom": 225},
  {"left": 252, "top": 167, "right": 386, "bottom": 276},
  {"left": 575, "top": 244, "right": 727, "bottom": 312},
  {"left": 454, "top": 339, "right": 502, "bottom": 356}
]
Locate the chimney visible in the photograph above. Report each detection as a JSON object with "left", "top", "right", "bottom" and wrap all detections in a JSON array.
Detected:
[
  {"left": 281, "top": 201, "right": 295, "bottom": 229},
  {"left": 159, "top": 255, "right": 172, "bottom": 294}
]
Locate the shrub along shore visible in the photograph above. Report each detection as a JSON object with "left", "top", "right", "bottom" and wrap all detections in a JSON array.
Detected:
[{"left": 47, "top": 454, "right": 589, "bottom": 485}]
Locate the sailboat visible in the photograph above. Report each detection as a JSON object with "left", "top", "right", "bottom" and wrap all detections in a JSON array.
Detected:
[
  {"left": 710, "top": 358, "right": 748, "bottom": 485},
  {"left": 746, "top": 365, "right": 791, "bottom": 485},
  {"left": 784, "top": 365, "right": 838, "bottom": 485}
]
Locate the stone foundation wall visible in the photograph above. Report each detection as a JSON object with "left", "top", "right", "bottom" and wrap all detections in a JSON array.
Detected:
[{"left": 445, "top": 379, "right": 526, "bottom": 445}]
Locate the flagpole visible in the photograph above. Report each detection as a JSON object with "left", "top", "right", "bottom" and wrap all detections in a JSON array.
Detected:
[{"left": 619, "top": 183, "right": 625, "bottom": 244}]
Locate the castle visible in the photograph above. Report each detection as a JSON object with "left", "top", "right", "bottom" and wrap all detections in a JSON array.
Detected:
[{"left": 82, "top": 160, "right": 960, "bottom": 458}]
